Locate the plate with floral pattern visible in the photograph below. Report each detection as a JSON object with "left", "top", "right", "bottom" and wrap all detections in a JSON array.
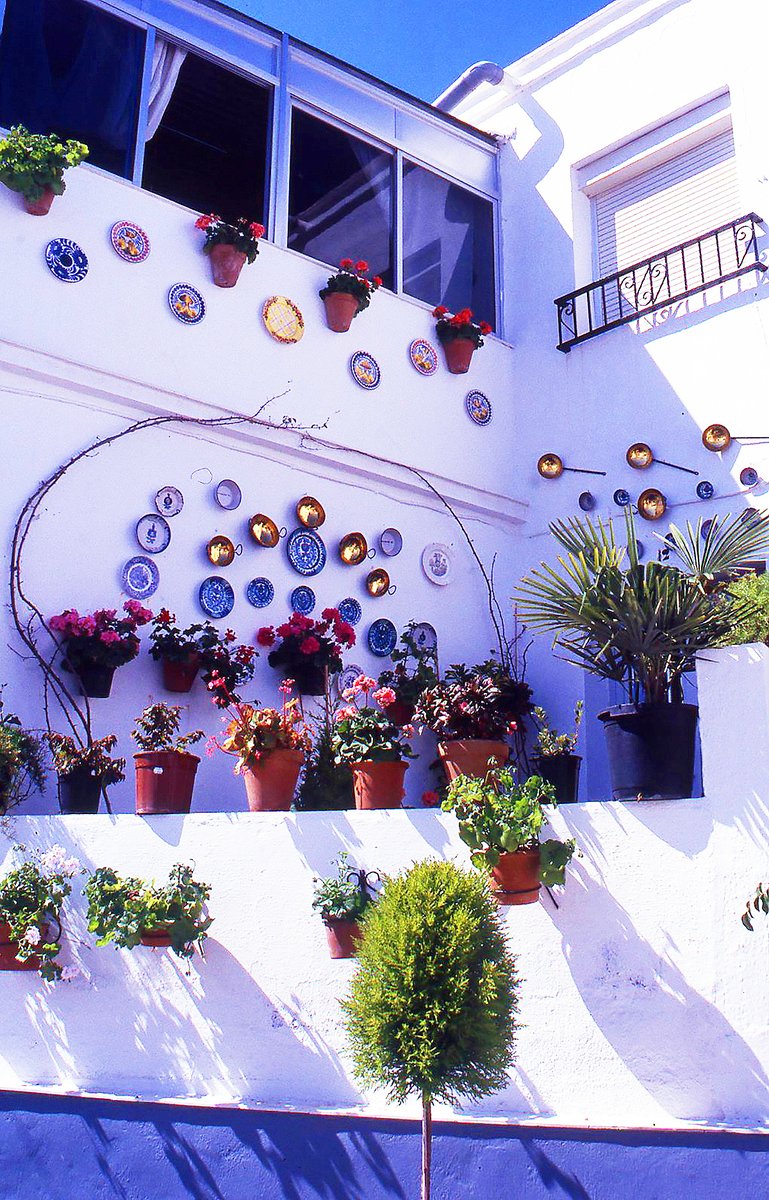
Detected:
[
  {"left": 286, "top": 528, "right": 327, "bottom": 576},
  {"left": 338, "top": 664, "right": 364, "bottom": 695},
  {"left": 465, "top": 391, "right": 492, "bottom": 426},
  {"left": 350, "top": 351, "right": 380, "bottom": 390},
  {"left": 110, "top": 221, "right": 151, "bottom": 263},
  {"left": 45, "top": 238, "right": 88, "bottom": 283},
  {"left": 135, "top": 513, "right": 171, "bottom": 554},
  {"left": 168, "top": 282, "right": 205, "bottom": 324},
  {"left": 246, "top": 577, "right": 274, "bottom": 608},
  {"left": 338, "top": 596, "right": 362, "bottom": 626},
  {"left": 291, "top": 585, "right": 316, "bottom": 615},
  {"left": 121, "top": 556, "right": 159, "bottom": 600},
  {"left": 155, "top": 486, "right": 184, "bottom": 517},
  {"left": 262, "top": 295, "right": 305, "bottom": 343},
  {"left": 367, "top": 618, "right": 398, "bottom": 657},
  {"left": 409, "top": 338, "right": 438, "bottom": 376},
  {"left": 199, "top": 576, "right": 235, "bottom": 619}
]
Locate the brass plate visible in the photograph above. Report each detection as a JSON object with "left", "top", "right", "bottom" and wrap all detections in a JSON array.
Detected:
[
  {"left": 637, "top": 488, "right": 667, "bottom": 521},
  {"left": 262, "top": 295, "right": 305, "bottom": 344},
  {"left": 339, "top": 532, "right": 368, "bottom": 565},
  {"left": 366, "top": 568, "right": 390, "bottom": 597},
  {"left": 207, "top": 536, "right": 235, "bottom": 566},
  {"left": 297, "top": 495, "right": 326, "bottom": 529},
  {"left": 537, "top": 453, "right": 564, "bottom": 479},
  {"left": 249, "top": 514, "right": 280, "bottom": 548}
]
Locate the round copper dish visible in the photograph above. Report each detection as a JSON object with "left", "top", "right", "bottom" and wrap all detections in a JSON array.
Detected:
[
  {"left": 366, "top": 568, "right": 392, "bottom": 597},
  {"left": 207, "top": 535, "right": 235, "bottom": 566},
  {"left": 339, "top": 532, "right": 368, "bottom": 565},
  {"left": 702, "top": 423, "right": 731, "bottom": 452},
  {"left": 637, "top": 488, "right": 667, "bottom": 521},
  {"left": 296, "top": 496, "right": 326, "bottom": 529},
  {"left": 626, "top": 442, "right": 654, "bottom": 470},
  {"left": 537, "top": 453, "right": 564, "bottom": 479},
  {"left": 249, "top": 514, "right": 281, "bottom": 548}
]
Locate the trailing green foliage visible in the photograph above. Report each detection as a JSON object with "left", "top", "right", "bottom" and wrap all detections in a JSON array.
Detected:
[
  {"left": 131, "top": 704, "right": 204, "bottom": 754},
  {"left": 742, "top": 881, "right": 769, "bottom": 931},
  {"left": 716, "top": 572, "right": 769, "bottom": 647},
  {"left": 312, "top": 852, "right": 379, "bottom": 922},
  {"left": 0, "top": 125, "right": 88, "bottom": 202},
  {"left": 0, "top": 847, "right": 80, "bottom": 980},
  {"left": 85, "top": 863, "right": 212, "bottom": 959},
  {"left": 0, "top": 699, "right": 46, "bottom": 813},
  {"left": 534, "top": 700, "right": 583, "bottom": 757},
  {"left": 377, "top": 622, "right": 439, "bottom": 710}
]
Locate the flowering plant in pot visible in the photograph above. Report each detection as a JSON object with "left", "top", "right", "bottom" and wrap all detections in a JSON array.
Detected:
[
  {"left": 195, "top": 212, "right": 265, "bottom": 287},
  {"left": 376, "top": 622, "right": 438, "bottom": 726},
  {"left": 257, "top": 608, "right": 355, "bottom": 696},
  {"left": 0, "top": 125, "right": 88, "bottom": 215},
  {"left": 0, "top": 846, "right": 80, "bottom": 978},
  {"left": 131, "top": 704, "right": 204, "bottom": 816},
  {"left": 0, "top": 698, "right": 46, "bottom": 814},
  {"left": 531, "top": 700, "right": 583, "bottom": 805},
  {"left": 312, "top": 851, "right": 380, "bottom": 958},
  {"left": 148, "top": 610, "right": 256, "bottom": 696},
  {"left": 432, "top": 305, "right": 491, "bottom": 374},
  {"left": 319, "top": 258, "right": 382, "bottom": 332},
  {"left": 442, "top": 766, "right": 575, "bottom": 905},
  {"left": 46, "top": 732, "right": 125, "bottom": 815},
  {"left": 85, "top": 863, "right": 212, "bottom": 958},
  {"left": 49, "top": 601, "right": 153, "bottom": 698},
  {"left": 332, "top": 675, "right": 414, "bottom": 809}
]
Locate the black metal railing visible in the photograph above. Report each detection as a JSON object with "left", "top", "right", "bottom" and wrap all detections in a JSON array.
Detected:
[{"left": 555, "top": 212, "right": 767, "bottom": 352}]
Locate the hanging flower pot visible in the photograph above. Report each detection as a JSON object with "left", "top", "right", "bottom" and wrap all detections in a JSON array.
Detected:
[
  {"left": 489, "top": 849, "right": 541, "bottom": 906},
  {"left": 383, "top": 699, "right": 415, "bottom": 727},
  {"left": 351, "top": 759, "right": 407, "bottom": 810},
  {"left": 24, "top": 186, "right": 56, "bottom": 216},
  {"left": 162, "top": 653, "right": 200, "bottom": 694},
  {"left": 76, "top": 663, "right": 116, "bottom": 699},
  {"left": 242, "top": 748, "right": 304, "bottom": 812},
  {"left": 433, "top": 307, "right": 491, "bottom": 374},
  {"left": 319, "top": 260, "right": 381, "bottom": 331},
  {"left": 134, "top": 751, "right": 200, "bottom": 815},
  {"left": 209, "top": 243, "right": 247, "bottom": 288},
  {"left": 140, "top": 927, "right": 173, "bottom": 948},
  {"left": 324, "top": 917, "right": 362, "bottom": 959},
  {"left": 290, "top": 662, "right": 328, "bottom": 696},
  {"left": 196, "top": 213, "right": 264, "bottom": 287},
  {"left": 57, "top": 767, "right": 102, "bottom": 815},
  {"left": 322, "top": 292, "right": 360, "bottom": 332},
  {"left": 0, "top": 922, "right": 47, "bottom": 970},
  {"left": 442, "top": 337, "right": 476, "bottom": 375},
  {"left": 438, "top": 740, "right": 509, "bottom": 783}
]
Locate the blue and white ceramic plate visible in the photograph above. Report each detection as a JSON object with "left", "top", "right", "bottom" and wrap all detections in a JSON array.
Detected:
[
  {"left": 291, "top": 585, "right": 316, "bottom": 615},
  {"left": 410, "top": 622, "right": 437, "bottom": 653},
  {"left": 368, "top": 618, "right": 397, "bottom": 657},
  {"left": 121, "top": 556, "right": 159, "bottom": 600},
  {"left": 350, "top": 351, "right": 381, "bottom": 390},
  {"left": 696, "top": 480, "right": 715, "bottom": 500},
  {"left": 338, "top": 596, "right": 362, "bottom": 626},
  {"left": 135, "top": 513, "right": 171, "bottom": 554},
  {"left": 409, "top": 338, "right": 438, "bottom": 376},
  {"left": 168, "top": 282, "right": 206, "bottom": 324},
  {"left": 338, "top": 664, "right": 364, "bottom": 695},
  {"left": 421, "top": 543, "right": 452, "bottom": 586},
  {"left": 613, "top": 488, "right": 632, "bottom": 507},
  {"left": 465, "top": 391, "right": 492, "bottom": 426},
  {"left": 740, "top": 467, "right": 759, "bottom": 487},
  {"left": 110, "top": 221, "right": 151, "bottom": 263},
  {"left": 199, "top": 576, "right": 235, "bottom": 619},
  {"left": 155, "top": 486, "right": 184, "bottom": 517},
  {"left": 246, "top": 577, "right": 274, "bottom": 608},
  {"left": 45, "top": 238, "right": 88, "bottom": 283},
  {"left": 286, "top": 528, "right": 327, "bottom": 576}
]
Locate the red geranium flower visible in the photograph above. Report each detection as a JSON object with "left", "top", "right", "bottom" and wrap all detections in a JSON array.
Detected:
[
  {"left": 249, "top": 222, "right": 265, "bottom": 239},
  {"left": 422, "top": 790, "right": 440, "bottom": 808},
  {"left": 300, "top": 636, "right": 321, "bottom": 656},
  {"left": 479, "top": 321, "right": 492, "bottom": 336},
  {"left": 432, "top": 305, "right": 449, "bottom": 318},
  {"left": 256, "top": 627, "right": 276, "bottom": 647},
  {"left": 339, "top": 258, "right": 354, "bottom": 269},
  {"left": 355, "top": 260, "right": 368, "bottom": 272},
  {"left": 373, "top": 276, "right": 382, "bottom": 287}
]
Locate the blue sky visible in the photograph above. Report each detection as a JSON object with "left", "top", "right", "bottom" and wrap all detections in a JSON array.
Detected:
[{"left": 231, "top": 1, "right": 615, "bottom": 102}]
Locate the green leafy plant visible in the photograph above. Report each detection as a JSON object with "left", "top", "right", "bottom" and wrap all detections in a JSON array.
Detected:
[
  {"left": 332, "top": 674, "right": 414, "bottom": 764},
  {"left": 716, "top": 571, "right": 769, "bottom": 646},
  {"left": 131, "top": 705, "right": 204, "bottom": 754},
  {"left": 46, "top": 732, "right": 125, "bottom": 785},
  {"left": 343, "top": 859, "right": 518, "bottom": 1200},
  {"left": 533, "top": 700, "right": 583, "bottom": 757},
  {"left": 442, "top": 766, "right": 575, "bottom": 886},
  {"left": 0, "top": 698, "right": 46, "bottom": 813},
  {"left": 85, "top": 863, "right": 212, "bottom": 959},
  {"left": 0, "top": 846, "right": 81, "bottom": 980},
  {"left": 376, "top": 622, "right": 439, "bottom": 713},
  {"left": 312, "top": 852, "right": 379, "bottom": 922},
  {"left": 209, "top": 679, "right": 310, "bottom": 773},
  {"left": 195, "top": 213, "right": 265, "bottom": 263},
  {"left": 414, "top": 661, "right": 529, "bottom": 742},
  {"left": 0, "top": 125, "right": 88, "bottom": 203},
  {"left": 319, "top": 258, "right": 382, "bottom": 315},
  {"left": 295, "top": 699, "right": 355, "bottom": 810}
]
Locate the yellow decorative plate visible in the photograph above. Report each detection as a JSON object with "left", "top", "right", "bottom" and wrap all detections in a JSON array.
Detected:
[{"left": 262, "top": 295, "right": 305, "bottom": 344}]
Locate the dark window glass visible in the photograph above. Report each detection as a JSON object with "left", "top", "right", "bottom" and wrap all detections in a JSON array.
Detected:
[
  {"left": 0, "top": 0, "right": 144, "bottom": 178},
  {"left": 403, "top": 161, "right": 496, "bottom": 326},
  {"left": 142, "top": 52, "right": 270, "bottom": 224},
  {"left": 289, "top": 109, "right": 393, "bottom": 288}
]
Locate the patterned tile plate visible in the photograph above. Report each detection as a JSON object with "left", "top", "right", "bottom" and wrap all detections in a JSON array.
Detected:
[
  {"left": 338, "top": 664, "right": 364, "bottom": 695},
  {"left": 246, "top": 577, "right": 274, "bottom": 608},
  {"left": 367, "top": 618, "right": 398, "bottom": 657},
  {"left": 465, "top": 390, "right": 492, "bottom": 426},
  {"left": 155, "top": 486, "right": 184, "bottom": 517},
  {"left": 421, "top": 543, "right": 452, "bottom": 586},
  {"left": 290, "top": 585, "right": 316, "bottom": 615},
  {"left": 338, "top": 596, "right": 362, "bottom": 626},
  {"left": 135, "top": 513, "right": 171, "bottom": 554},
  {"left": 199, "top": 576, "right": 235, "bottom": 619},
  {"left": 262, "top": 295, "right": 305, "bottom": 343},
  {"left": 121, "top": 556, "right": 159, "bottom": 600},
  {"left": 410, "top": 622, "right": 437, "bottom": 652},
  {"left": 350, "top": 351, "right": 380, "bottom": 390},
  {"left": 409, "top": 338, "right": 438, "bottom": 376},
  {"left": 286, "top": 528, "right": 327, "bottom": 576},
  {"left": 168, "top": 282, "right": 205, "bottom": 324},
  {"left": 110, "top": 220, "right": 151, "bottom": 263},
  {"left": 45, "top": 238, "right": 88, "bottom": 283}
]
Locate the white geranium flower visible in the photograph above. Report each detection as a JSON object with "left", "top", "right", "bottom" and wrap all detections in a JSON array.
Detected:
[{"left": 24, "top": 927, "right": 41, "bottom": 946}]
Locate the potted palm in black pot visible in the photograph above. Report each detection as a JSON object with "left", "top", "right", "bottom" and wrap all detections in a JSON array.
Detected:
[{"left": 517, "top": 509, "right": 769, "bottom": 801}]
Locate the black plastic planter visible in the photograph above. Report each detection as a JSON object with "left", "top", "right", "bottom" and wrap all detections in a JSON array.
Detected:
[
  {"left": 598, "top": 703, "right": 697, "bottom": 800},
  {"left": 532, "top": 754, "right": 581, "bottom": 804},
  {"left": 58, "top": 768, "right": 102, "bottom": 814}
]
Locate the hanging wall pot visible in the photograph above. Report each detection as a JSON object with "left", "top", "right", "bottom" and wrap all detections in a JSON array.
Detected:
[
  {"left": 366, "top": 569, "right": 396, "bottom": 597},
  {"left": 296, "top": 496, "right": 326, "bottom": 529},
  {"left": 339, "top": 533, "right": 371, "bottom": 565},
  {"left": 537, "top": 454, "right": 606, "bottom": 479},
  {"left": 702, "top": 424, "right": 731, "bottom": 452},
  {"left": 249, "top": 514, "right": 284, "bottom": 548},
  {"left": 625, "top": 442, "right": 697, "bottom": 476},
  {"left": 637, "top": 488, "right": 667, "bottom": 521}
]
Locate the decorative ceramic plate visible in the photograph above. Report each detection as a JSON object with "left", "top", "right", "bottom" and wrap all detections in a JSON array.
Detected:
[
  {"left": 121, "top": 556, "right": 159, "bottom": 600},
  {"left": 421, "top": 543, "right": 452, "bottom": 586},
  {"left": 696, "top": 480, "right": 715, "bottom": 500},
  {"left": 410, "top": 621, "right": 437, "bottom": 652},
  {"left": 379, "top": 528, "right": 403, "bottom": 557},
  {"left": 262, "top": 295, "right": 305, "bottom": 343},
  {"left": 338, "top": 664, "right": 364, "bottom": 695},
  {"left": 350, "top": 351, "right": 380, "bottom": 390},
  {"left": 701, "top": 519, "right": 714, "bottom": 540},
  {"left": 367, "top": 618, "right": 398, "bottom": 657},
  {"left": 465, "top": 391, "right": 492, "bottom": 426},
  {"left": 168, "top": 283, "right": 205, "bottom": 324},
  {"left": 45, "top": 238, "right": 88, "bottom": 283},
  {"left": 135, "top": 513, "right": 171, "bottom": 554},
  {"left": 290, "top": 585, "right": 316, "bottom": 615},
  {"left": 287, "top": 528, "right": 326, "bottom": 576},
  {"left": 613, "top": 488, "right": 631, "bottom": 507},
  {"left": 207, "top": 536, "right": 236, "bottom": 567},
  {"left": 155, "top": 486, "right": 184, "bottom": 517},
  {"left": 215, "top": 479, "right": 242, "bottom": 510},
  {"left": 199, "top": 576, "right": 235, "bottom": 619},
  {"left": 338, "top": 597, "right": 362, "bottom": 626},
  {"left": 110, "top": 221, "right": 150, "bottom": 263},
  {"left": 578, "top": 491, "right": 596, "bottom": 511},
  {"left": 246, "top": 577, "right": 274, "bottom": 608},
  {"left": 740, "top": 467, "right": 759, "bottom": 487},
  {"left": 409, "top": 338, "right": 438, "bottom": 376}
]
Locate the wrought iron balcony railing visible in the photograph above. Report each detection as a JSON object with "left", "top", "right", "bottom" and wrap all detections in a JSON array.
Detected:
[{"left": 555, "top": 212, "right": 767, "bottom": 352}]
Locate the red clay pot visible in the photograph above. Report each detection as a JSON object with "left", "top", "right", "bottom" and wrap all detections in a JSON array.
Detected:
[
  {"left": 242, "top": 749, "right": 304, "bottom": 812},
  {"left": 324, "top": 918, "right": 362, "bottom": 959},
  {"left": 140, "top": 928, "right": 173, "bottom": 948},
  {"left": 438, "top": 740, "right": 510, "bottom": 783},
  {"left": 134, "top": 751, "right": 199, "bottom": 815},
  {"left": 490, "top": 849, "right": 542, "bottom": 906},
  {"left": 162, "top": 654, "right": 200, "bottom": 693},
  {"left": 383, "top": 699, "right": 415, "bottom": 727},
  {"left": 351, "top": 760, "right": 407, "bottom": 810},
  {"left": 77, "top": 663, "right": 116, "bottom": 699},
  {"left": 0, "top": 922, "right": 47, "bottom": 970},
  {"left": 24, "top": 187, "right": 56, "bottom": 216},
  {"left": 209, "top": 243, "right": 246, "bottom": 288},
  {"left": 323, "top": 292, "right": 359, "bottom": 332},
  {"left": 441, "top": 337, "right": 475, "bottom": 374}
]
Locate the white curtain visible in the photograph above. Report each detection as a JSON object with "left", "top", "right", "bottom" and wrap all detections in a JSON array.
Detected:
[{"left": 145, "top": 36, "right": 187, "bottom": 140}]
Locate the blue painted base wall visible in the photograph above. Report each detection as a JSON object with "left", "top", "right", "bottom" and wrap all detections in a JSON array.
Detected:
[{"left": 1, "top": 1092, "right": 766, "bottom": 1200}]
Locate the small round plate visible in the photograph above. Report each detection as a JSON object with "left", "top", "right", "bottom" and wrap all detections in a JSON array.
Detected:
[
  {"left": 110, "top": 221, "right": 151, "bottom": 263},
  {"left": 121, "top": 556, "right": 159, "bottom": 600},
  {"left": 696, "top": 480, "right": 715, "bottom": 501},
  {"left": 578, "top": 491, "right": 596, "bottom": 511},
  {"left": 45, "top": 238, "right": 88, "bottom": 283},
  {"left": 368, "top": 618, "right": 398, "bottom": 657},
  {"left": 199, "top": 576, "right": 235, "bottom": 619},
  {"left": 168, "top": 282, "right": 205, "bottom": 324},
  {"left": 410, "top": 622, "right": 437, "bottom": 652},
  {"left": 287, "top": 528, "right": 327, "bottom": 576},
  {"left": 613, "top": 488, "right": 631, "bottom": 507},
  {"left": 338, "top": 597, "right": 362, "bottom": 626},
  {"left": 740, "top": 467, "right": 759, "bottom": 487},
  {"left": 207, "top": 535, "right": 236, "bottom": 567},
  {"left": 291, "top": 585, "right": 316, "bottom": 615},
  {"left": 246, "top": 577, "right": 274, "bottom": 608},
  {"left": 350, "top": 351, "right": 380, "bottom": 390},
  {"left": 465, "top": 391, "right": 492, "bottom": 426},
  {"left": 155, "top": 486, "right": 183, "bottom": 517},
  {"left": 215, "top": 480, "right": 242, "bottom": 510},
  {"left": 409, "top": 338, "right": 438, "bottom": 376},
  {"left": 421, "top": 543, "right": 452, "bottom": 586},
  {"left": 338, "top": 664, "right": 364, "bottom": 695},
  {"left": 136, "top": 513, "right": 171, "bottom": 554},
  {"left": 262, "top": 295, "right": 305, "bottom": 343},
  {"left": 379, "top": 528, "right": 403, "bottom": 557}
]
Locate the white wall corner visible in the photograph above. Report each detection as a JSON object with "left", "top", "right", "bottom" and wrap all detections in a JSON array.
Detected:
[{"left": 696, "top": 643, "right": 769, "bottom": 795}]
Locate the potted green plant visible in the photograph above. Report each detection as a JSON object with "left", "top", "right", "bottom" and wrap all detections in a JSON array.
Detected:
[
  {"left": 211, "top": 678, "right": 310, "bottom": 811},
  {"left": 332, "top": 675, "right": 414, "bottom": 809},
  {"left": 148, "top": 609, "right": 256, "bottom": 695},
  {"left": 85, "top": 863, "right": 212, "bottom": 957},
  {"left": 46, "top": 732, "right": 125, "bottom": 815},
  {"left": 257, "top": 608, "right": 355, "bottom": 696},
  {"left": 531, "top": 700, "right": 584, "bottom": 805},
  {"left": 295, "top": 693, "right": 355, "bottom": 811},
  {"left": 517, "top": 509, "right": 769, "bottom": 800},
  {"left": 376, "top": 622, "right": 439, "bottom": 726},
  {"left": 49, "top": 601, "right": 153, "bottom": 698},
  {"left": 432, "top": 305, "right": 491, "bottom": 374},
  {"left": 194, "top": 212, "right": 265, "bottom": 288},
  {"left": 0, "top": 846, "right": 80, "bottom": 978},
  {"left": 0, "top": 698, "right": 45, "bottom": 813},
  {"left": 312, "top": 851, "right": 380, "bottom": 958},
  {"left": 0, "top": 125, "right": 89, "bottom": 215},
  {"left": 715, "top": 570, "right": 769, "bottom": 646},
  {"left": 442, "top": 765, "right": 575, "bottom": 905},
  {"left": 319, "top": 258, "right": 382, "bottom": 332},
  {"left": 131, "top": 704, "right": 204, "bottom": 816},
  {"left": 343, "top": 860, "right": 518, "bottom": 1200}
]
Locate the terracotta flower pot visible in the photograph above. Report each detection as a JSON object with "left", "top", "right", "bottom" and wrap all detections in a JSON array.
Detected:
[
  {"left": 441, "top": 337, "right": 475, "bottom": 374},
  {"left": 438, "top": 740, "right": 509, "bottom": 783},
  {"left": 490, "top": 849, "right": 541, "bottom": 906},
  {"left": 77, "top": 663, "right": 115, "bottom": 699},
  {"left": 134, "top": 751, "right": 200, "bottom": 815},
  {"left": 24, "top": 186, "right": 56, "bottom": 216},
  {"left": 383, "top": 699, "right": 415, "bottom": 727},
  {"left": 58, "top": 767, "right": 101, "bottom": 814},
  {"left": 209, "top": 243, "right": 247, "bottom": 288},
  {"left": 324, "top": 918, "right": 362, "bottom": 959},
  {"left": 242, "top": 748, "right": 304, "bottom": 812},
  {"left": 162, "top": 654, "right": 200, "bottom": 693},
  {"left": 322, "top": 291, "right": 360, "bottom": 332},
  {"left": 0, "top": 921, "right": 48, "bottom": 970},
  {"left": 140, "top": 928, "right": 173, "bottom": 948},
  {"left": 351, "top": 759, "right": 407, "bottom": 810}
]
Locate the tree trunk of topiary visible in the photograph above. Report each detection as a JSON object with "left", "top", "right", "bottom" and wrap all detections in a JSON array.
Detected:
[{"left": 422, "top": 1093, "right": 432, "bottom": 1200}]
